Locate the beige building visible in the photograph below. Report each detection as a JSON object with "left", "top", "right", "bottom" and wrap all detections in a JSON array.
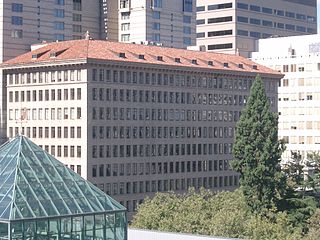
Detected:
[
  {"left": 252, "top": 34, "right": 320, "bottom": 163},
  {"left": 0, "top": 0, "right": 107, "bottom": 144},
  {"left": 106, "top": 0, "right": 196, "bottom": 48},
  {"left": 2, "top": 39, "right": 281, "bottom": 216},
  {"left": 196, "top": 0, "right": 317, "bottom": 57}
]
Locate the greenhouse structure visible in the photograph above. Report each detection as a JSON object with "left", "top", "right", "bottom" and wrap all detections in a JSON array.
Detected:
[{"left": 0, "top": 135, "right": 127, "bottom": 240}]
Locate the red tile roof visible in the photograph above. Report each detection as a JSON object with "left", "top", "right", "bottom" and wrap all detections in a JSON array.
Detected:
[{"left": 2, "top": 39, "right": 281, "bottom": 76}]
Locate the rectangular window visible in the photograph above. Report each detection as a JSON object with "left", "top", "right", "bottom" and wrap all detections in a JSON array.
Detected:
[
  {"left": 262, "top": 7, "right": 272, "bottom": 14},
  {"left": 183, "top": 15, "right": 191, "bottom": 23},
  {"left": 54, "top": 21, "right": 65, "bottom": 30},
  {"left": 12, "top": 16, "right": 23, "bottom": 25},
  {"left": 208, "top": 3, "right": 232, "bottom": 11},
  {"left": 237, "top": 16, "right": 248, "bottom": 23},
  {"left": 183, "top": 0, "right": 193, "bottom": 12},
  {"left": 11, "top": 29, "right": 23, "bottom": 39},
  {"left": 152, "top": 22, "right": 160, "bottom": 30},
  {"left": 208, "top": 29, "right": 232, "bottom": 37},
  {"left": 152, "top": 0, "right": 162, "bottom": 8},
  {"left": 153, "top": 11, "right": 160, "bottom": 19},
  {"left": 237, "top": 2, "right": 248, "bottom": 9},
  {"left": 54, "top": 9, "right": 65, "bottom": 18},
  {"left": 249, "top": 5, "right": 260, "bottom": 12},
  {"left": 55, "top": 0, "right": 65, "bottom": 4},
  {"left": 12, "top": 3, "right": 23, "bottom": 12},
  {"left": 208, "top": 16, "right": 232, "bottom": 24},
  {"left": 208, "top": 43, "right": 232, "bottom": 50},
  {"left": 250, "top": 18, "right": 261, "bottom": 25}
]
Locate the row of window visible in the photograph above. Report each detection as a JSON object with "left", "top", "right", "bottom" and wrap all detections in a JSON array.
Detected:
[
  {"left": 197, "top": 16, "right": 232, "bottom": 25},
  {"left": 281, "top": 135, "right": 320, "bottom": 145},
  {"left": 92, "top": 125, "right": 234, "bottom": 140},
  {"left": 92, "top": 69, "right": 256, "bottom": 90},
  {"left": 92, "top": 159, "right": 231, "bottom": 178},
  {"left": 197, "top": 14, "right": 315, "bottom": 35},
  {"left": 91, "top": 107, "right": 243, "bottom": 122},
  {"left": 197, "top": 2, "right": 232, "bottom": 12},
  {"left": 8, "top": 70, "right": 81, "bottom": 85},
  {"left": 9, "top": 107, "right": 81, "bottom": 121},
  {"left": 197, "top": 29, "right": 232, "bottom": 38},
  {"left": 236, "top": 2, "right": 316, "bottom": 22},
  {"left": 9, "top": 88, "right": 81, "bottom": 103},
  {"left": 237, "top": 16, "right": 316, "bottom": 33},
  {"left": 9, "top": 126, "right": 82, "bottom": 139},
  {"left": 93, "top": 88, "right": 250, "bottom": 104},
  {"left": 208, "top": 43, "right": 233, "bottom": 50},
  {"left": 91, "top": 143, "right": 233, "bottom": 159}
]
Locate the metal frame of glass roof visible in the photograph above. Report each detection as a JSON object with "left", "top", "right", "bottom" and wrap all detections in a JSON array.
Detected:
[{"left": 0, "top": 135, "right": 127, "bottom": 240}]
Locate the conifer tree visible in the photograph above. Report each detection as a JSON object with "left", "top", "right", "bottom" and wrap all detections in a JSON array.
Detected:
[{"left": 232, "top": 74, "right": 285, "bottom": 212}]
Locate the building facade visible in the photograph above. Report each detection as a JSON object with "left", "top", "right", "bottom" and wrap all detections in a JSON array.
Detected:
[
  {"left": 252, "top": 34, "right": 320, "bottom": 163},
  {"left": 2, "top": 39, "right": 281, "bottom": 215},
  {"left": 0, "top": 0, "right": 107, "bottom": 145},
  {"left": 106, "top": 0, "right": 196, "bottom": 49},
  {"left": 196, "top": 0, "right": 317, "bottom": 57}
]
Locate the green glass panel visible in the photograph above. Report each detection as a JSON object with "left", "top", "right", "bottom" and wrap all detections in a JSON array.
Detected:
[
  {"left": 0, "top": 222, "right": 8, "bottom": 239},
  {"left": 0, "top": 135, "right": 127, "bottom": 221},
  {"left": 61, "top": 217, "right": 72, "bottom": 239},
  {"left": 24, "top": 221, "right": 37, "bottom": 239},
  {"left": 36, "top": 219, "right": 49, "bottom": 238},
  {"left": 51, "top": 199, "right": 69, "bottom": 215},
  {"left": 39, "top": 199, "right": 58, "bottom": 216},
  {"left": 11, "top": 222, "right": 23, "bottom": 240},
  {"left": 48, "top": 219, "right": 60, "bottom": 240},
  {"left": 105, "top": 213, "right": 115, "bottom": 229},
  {"left": 95, "top": 214, "right": 105, "bottom": 239},
  {"left": 84, "top": 215, "right": 94, "bottom": 238},
  {"left": 74, "top": 197, "right": 92, "bottom": 213},
  {"left": 115, "top": 212, "right": 126, "bottom": 240}
]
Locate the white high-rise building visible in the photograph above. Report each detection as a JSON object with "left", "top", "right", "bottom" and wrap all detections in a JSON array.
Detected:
[
  {"left": 252, "top": 34, "right": 320, "bottom": 163},
  {"left": 107, "top": 0, "right": 196, "bottom": 49},
  {"left": 196, "top": 0, "right": 317, "bottom": 57},
  {"left": 0, "top": 0, "right": 107, "bottom": 144}
]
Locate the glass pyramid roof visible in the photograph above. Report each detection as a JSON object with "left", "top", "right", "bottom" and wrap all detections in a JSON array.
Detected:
[{"left": 0, "top": 135, "right": 125, "bottom": 221}]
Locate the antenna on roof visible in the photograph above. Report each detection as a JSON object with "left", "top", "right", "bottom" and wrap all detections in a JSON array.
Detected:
[{"left": 85, "top": 31, "right": 92, "bottom": 40}]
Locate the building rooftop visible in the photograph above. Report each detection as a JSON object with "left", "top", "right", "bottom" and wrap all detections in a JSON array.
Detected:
[
  {"left": 0, "top": 135, "right": 125, "bottom": 221},
  {"left": 128, "top": 228, "right": 239, "bottom": 240},
  {"left": 2, "top": 39, "right": 280, "bottom": 76}
]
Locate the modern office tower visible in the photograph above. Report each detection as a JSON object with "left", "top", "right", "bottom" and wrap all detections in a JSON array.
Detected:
[
  {"left": 0, "top": 0, "right": 106, "bottom": 145},
  {"left": 252, "top": 34, "right": 320, "bottom": 163},
  {"left": 2, "top": 39, "right": 281, "bottom": 216},
  {"left": 106, "top": 0, "right": 196, "bottom": 48},
  {"left": 196, "top": 0, "right": 317, "bottom": 57}
]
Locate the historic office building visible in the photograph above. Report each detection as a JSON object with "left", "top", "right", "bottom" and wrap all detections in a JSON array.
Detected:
[
  {"left": 196, "top": 0, "right": 317, "bottom": 57},
  {"left": 2, "top": 39, "right": 282, "bottom": 214}
]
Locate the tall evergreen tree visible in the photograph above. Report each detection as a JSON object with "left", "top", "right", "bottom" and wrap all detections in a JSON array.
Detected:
[{"left": 232, "top": 74, "right": 285, "bottom": 213}]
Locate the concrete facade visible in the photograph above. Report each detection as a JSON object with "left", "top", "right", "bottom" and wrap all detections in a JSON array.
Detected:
[
  {"left": 107, "top": 0, "right": 196, "bottom": 49},
  {"left": 196, "top": 0, "right": 317, "bottom": 58},
  {"left": 252, "top": 34, "right": 320, "bottom": 163},
  {"left": 2, "top": 39, "right": 281, "bottom": 217}
]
